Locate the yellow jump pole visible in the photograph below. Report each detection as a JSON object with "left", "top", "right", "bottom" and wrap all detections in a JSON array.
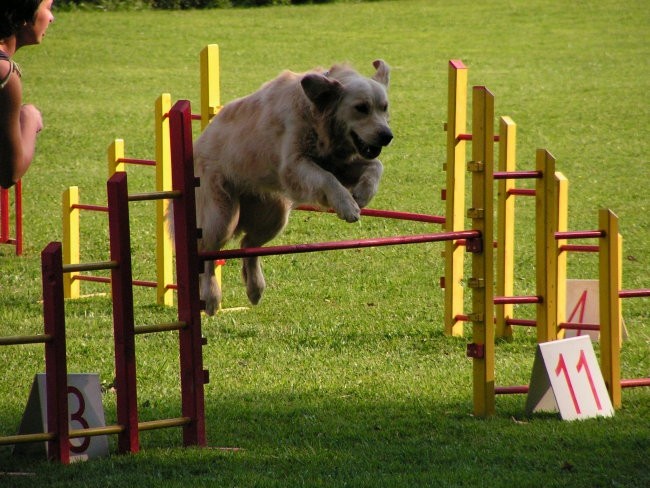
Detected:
[
  {"left": 155, "top": 93, "right": 174, "bottom": 307},
  {"left": 495, "top": 116, "right": 516, "bottom": 339},
  {"left": 62, "top": 186, "right": 81, "bottom": 299},
  {"left": 200, "top": 44, "right": 225, "bottom": 307},
  {"left": 108, "top": 139, "right": 126, "bottom": 176},
  {"left": 443, "top": 60, "right": 468, "bottom": 337},
  {"left": 554, "top": 172, "right": 569, "bottom": 339},
  {"left": 535, "top": 149, "right": 558, "bottom": 343},
  {"left": 618, "top": 233, "right": 623, "bottom": 348},
  {"left": 599, "top": 208, "right": 622, "bottom": 408},
  {"left": 468, "top": 85, "right": 495, "bottom": 417},
  {"left": 200, "top": 44, "right": 221, "bottom": 130}
]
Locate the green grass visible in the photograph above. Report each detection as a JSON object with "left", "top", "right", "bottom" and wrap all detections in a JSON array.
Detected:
[{"left": 1, "top": 0, "right": 649, "bottom": 486}]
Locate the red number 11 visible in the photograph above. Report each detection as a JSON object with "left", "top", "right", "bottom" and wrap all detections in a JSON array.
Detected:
[
  {"left": 576, "top": 349, "right": 603, "bottom": 410},
  {"left": 554, "top": 350, "right": 603, "bottom": 415}
]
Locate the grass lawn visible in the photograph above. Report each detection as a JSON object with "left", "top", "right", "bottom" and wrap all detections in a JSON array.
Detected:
[{"left": 1, "top": 0, "right": 649, "bottom": 486}]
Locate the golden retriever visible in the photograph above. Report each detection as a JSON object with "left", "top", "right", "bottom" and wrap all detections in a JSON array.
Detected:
[{"left": 193, "top": 60, "right": 393, "bottom": 314}]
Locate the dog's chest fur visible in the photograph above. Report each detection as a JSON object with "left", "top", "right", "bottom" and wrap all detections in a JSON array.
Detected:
[{"left": 301, "top": 116, "right": 358, "bottom": 182}]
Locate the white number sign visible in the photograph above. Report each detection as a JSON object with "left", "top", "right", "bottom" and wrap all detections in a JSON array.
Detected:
[{"left": 525, "top": 336, "right": 614, "bottom": 421}]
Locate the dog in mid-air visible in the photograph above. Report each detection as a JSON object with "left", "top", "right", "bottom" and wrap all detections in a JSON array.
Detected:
[{"left": 193, "top": 59, "right": 393, "bottom": 315}]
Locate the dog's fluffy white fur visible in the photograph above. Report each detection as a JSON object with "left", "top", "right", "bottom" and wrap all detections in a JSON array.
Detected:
[{"left": 194, "top": 60, "right": 393, "bottom": 314}]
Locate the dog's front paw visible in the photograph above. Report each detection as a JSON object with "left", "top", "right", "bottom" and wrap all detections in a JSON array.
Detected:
[
  {"left": 335, "top": 198, "right": 361, "bottom": 222},
  {"left": 350, "top": 161, "right": 382, "bottom": 209},
  {"left": 352, "top": 183, "right": 377, "bottom": 209}
]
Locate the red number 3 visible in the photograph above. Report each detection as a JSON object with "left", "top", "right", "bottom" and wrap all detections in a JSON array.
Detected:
[{"left": 67, "top": 386, "right": 91, "bottom": 453}]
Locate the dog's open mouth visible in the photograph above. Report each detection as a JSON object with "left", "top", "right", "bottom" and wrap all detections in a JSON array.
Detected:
[{"left": 351, "top": 131, "right": 382, "bottom": 160}]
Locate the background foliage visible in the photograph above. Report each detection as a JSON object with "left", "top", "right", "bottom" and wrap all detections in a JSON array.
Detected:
[{"left": 54, "top": 0, "right": 368, "bottom": 10}]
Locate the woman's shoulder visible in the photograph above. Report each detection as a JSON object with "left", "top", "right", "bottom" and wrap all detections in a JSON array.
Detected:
[
  {"left": 0, "top": 58, "right": 12, "bottom": 85},
  {"left": 0, "top": 58, "right": 19, "bottom": 90}
]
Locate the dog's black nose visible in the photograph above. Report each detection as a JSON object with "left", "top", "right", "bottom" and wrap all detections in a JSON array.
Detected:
[{"left": 378, "top": 129, "right": 393, "bottom": 146}]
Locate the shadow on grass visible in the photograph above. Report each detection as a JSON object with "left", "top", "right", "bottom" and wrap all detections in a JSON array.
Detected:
[{"left": 2, "top": 389, "right": 649, "bottom": 487}]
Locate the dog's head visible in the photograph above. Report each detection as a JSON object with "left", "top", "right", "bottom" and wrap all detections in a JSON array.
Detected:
[{"left": 301, "top": 60, "right": 393, "bottom": 160}]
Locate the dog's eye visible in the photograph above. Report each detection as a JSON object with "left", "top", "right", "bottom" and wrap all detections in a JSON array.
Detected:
[
  {"left": 355, "top": 103, "right": 370, "bottom": 115},
  {"left": 382, "top": 103, "right": 388, "bottom": 112}
]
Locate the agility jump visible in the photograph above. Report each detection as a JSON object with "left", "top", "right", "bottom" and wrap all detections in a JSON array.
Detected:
[
  {"left": 61, "top": 45, "right": 222, "bottom": 306},
  {"left": 0, "top": 170, "right": 207, "bottom": 463},
  {"left": 0, "top": 96, "right": 488, "bottom": 463},
  {"left": 168, "top": 97, "right": 497, "bottom": 416},
  {"left": 443, "top": 60, "right": 650, "bottom": 414},
  {"left": 1, "top": 58, "right": 647, "bottom": 463}
]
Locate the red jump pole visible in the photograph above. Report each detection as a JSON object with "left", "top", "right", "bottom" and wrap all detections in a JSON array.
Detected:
[
  {"left": 507, "top": 188, "right": 536, "bottom": 197},
  {"left": 621, "top": 378, "right": 650, "bottom": 388},
  {"left": 0, "top": 180, "right": 22, "bottom": 255},
  {"left": 559, "top": 244, "right": 599, "bottom": 252},
  {"left": 116, "top": 157, "right": 157, "bottom": 167},
  {"left": 555, "top": 230, "right": 604, "bottom": 240},
  {"left": 0, "top": 185, "right": 8, "bottom": 243},
  {"left": 295, "top": 204, "right": 446, "bottom": 224},
  {"left": 494, "top": 385, "right": 529, "bottom": 395},
  {"left": 493, "top": 170, "right": 542, "bottom": 180},
  {"left": 619, "top": 289, "right": 650, "bottom": 299},
  {"left": 169, "top": 99, "right": 207, "bottom": 447},
  {"left": 107, "top": 172, "right": 140, "bottom": 454},
  {"left": 493, "top": 295, "right": 541, "bottom": 305},
  {"left": 41, "top": 242, "right": 70, "bottom": 463},
  {"left": 200, "top": 230, "right": 481, "bottom": 261},
  {"left": 15, "top": 180, "right": 23, "bottom": 255},
  {"left": 505, "top": 318, "right": 537, "bottom": 327}
]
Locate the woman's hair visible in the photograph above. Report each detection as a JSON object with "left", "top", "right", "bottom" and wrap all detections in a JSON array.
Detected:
[{"left": 0, "top": 1, "right": 42, "bottom": 40}]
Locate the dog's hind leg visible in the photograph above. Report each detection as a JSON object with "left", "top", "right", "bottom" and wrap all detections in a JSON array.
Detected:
[
  {"left": 196, "top": 173, "right": 240, "bottom": 315},
  {"left": 237, "top": 194, "right": 292, "bottom": 305},
  {"left": 199, "top": 259, "right": 220, "bottom": 315}
]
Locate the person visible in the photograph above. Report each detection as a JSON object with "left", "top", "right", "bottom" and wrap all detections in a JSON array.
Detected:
[{"left": 0, "top": 0, "right": 54, "bottom": 189}]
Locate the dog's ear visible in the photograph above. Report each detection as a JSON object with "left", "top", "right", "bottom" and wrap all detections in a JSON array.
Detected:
[
  {"left": 301, "top": 74, "right": 343, "bottom": 112},
  {"left": 372, "top": 59, "right": 390, "bottom": 88}
]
